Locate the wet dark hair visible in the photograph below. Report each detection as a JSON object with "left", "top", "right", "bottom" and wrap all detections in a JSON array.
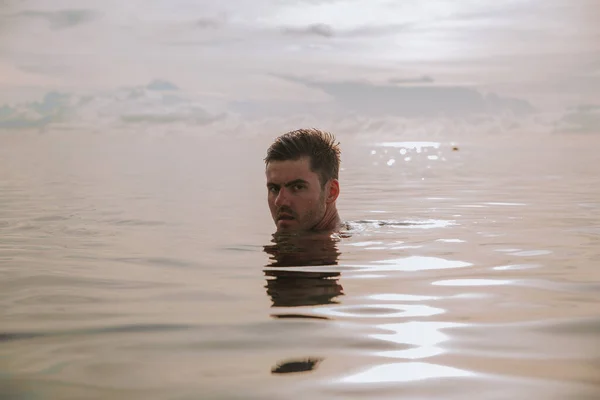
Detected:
[{"left": 264, "top": 128, "right": 341, "bottom": 186}]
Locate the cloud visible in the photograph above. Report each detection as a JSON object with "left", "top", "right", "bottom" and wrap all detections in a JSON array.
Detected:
[
  {"left": 197, "top": 18, "right": 221, "bottom": 29},
  {"left": 0, "top": 80, "right": 223, "bottom": 130},
  {"left": 0, "top": 86, "right": 563, "bottom": 139},
  {"left": 0, "top": 92, "right": 71, "bottom": 129},
  {"left": 17, "top": 64, "right": 66, "bottom": 76},
  {"left": 213, "top": 110, "right": 556, "bottom": 141},
  {"left": 282, "top": 23, "right": 334, "bottom": 38},
  {"left": 116, "top": 98, "right": 224, "bottom": 125},
  {"left": 146, "top": 79, "right": 179, "bottom": 91},
  {"left": 342, "top": 23, "right": 411, "bottom": 38},
  {"left": 280, "top": 22, "right": 409, "bottom": 38},
  {"left": 554, "top": 104, "right": 600, "bottom": 134},
  {"left": 14, "top": 9, "right": 98, "bottom": 29},
  {"left": 228, "top": 99, "right": 329, "bottom": 118},
  {"left": 83, "top": 83, "right": 226, "bottom": 126},
  {"left": 119, "top": 110, "right": 222, "bottom": 125},
  {"left": 196, "top": 14, "right": 227, "bottom": 29},
  {"left": 273, "top": 75, "right": 536, "bottom": 118},
  {"left": 0, "top": 75, "right": 584, "bottom": 138},
  {"left": 389, "top": 75, "right": 434, "bottom": 85}
]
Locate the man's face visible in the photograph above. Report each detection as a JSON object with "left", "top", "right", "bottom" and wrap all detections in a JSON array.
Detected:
[{"left": 266, "top": 157, "right": 327, "bottom": 232}]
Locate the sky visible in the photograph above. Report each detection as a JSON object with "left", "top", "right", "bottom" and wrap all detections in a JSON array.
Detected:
[{"left": 1, "top": 0, "right": 599, "bottom": 135}]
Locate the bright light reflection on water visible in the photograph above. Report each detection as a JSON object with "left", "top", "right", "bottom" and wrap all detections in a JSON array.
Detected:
[
  {"left": 347, "top": 241, "right": 384, "bottom": 247},
  {"left": 368, "top": 294, "right": 438, "bottom": 302},
  {"left": 493, "top": 264, "right": 540, "bottom": 271},
  {"left": 432, "top": 279, "right": 513, "bottom": 286},
  {"left": 356, "top": 256, "right": 472, "bottom": 272},
  {"left": 511, "top": 250, "right": 552, "bottom": 257},
  {"left": 371, "top": 321, "right": 465, "bottom": 360},
  {"left": 339, "top": 362, "right": 473, "bottom": 384},
  {"left": 436, "top": 238, "right": 465, "bottom": 243},
  {"left": 372, "top": 321, "right": 461, "bottom": 346},
  {"left": 315, "top": 304, "right": 445, "bottom": 319},
  {"left": 375, "top": 141, "right": 441, "bottom": 151},
  {"left": 401, "top": 219, "right": 456, "bottom": 229}
]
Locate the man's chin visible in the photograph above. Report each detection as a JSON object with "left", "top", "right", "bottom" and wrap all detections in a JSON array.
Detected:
[{"left": 276, "top": 219, "right": 299, "bottom": 231}]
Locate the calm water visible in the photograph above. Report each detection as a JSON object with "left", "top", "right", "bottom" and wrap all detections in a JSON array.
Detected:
[{"left": 1, "top": 132, "right": 599, "bottom": 399}]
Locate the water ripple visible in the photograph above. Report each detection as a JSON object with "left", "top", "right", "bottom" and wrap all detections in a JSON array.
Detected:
[
  {"left": 339, "top": 362, "right": 473, "bottom": 384},
  {"left": 316, "top": 304, "right": 445, "bottom": 319},
  {"left": 351, "top": 256, "right": 472, "bottom": 272},
  {"left": 432, "top": 279, "right": 513, "bottom": 287},
  {"left": 0, "top": 324, "right": 194, "bottom": 342}
]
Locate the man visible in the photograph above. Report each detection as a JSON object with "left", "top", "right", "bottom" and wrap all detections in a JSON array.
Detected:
[{"left": 264, "top": 128, "right": 342, "bottom": 233}]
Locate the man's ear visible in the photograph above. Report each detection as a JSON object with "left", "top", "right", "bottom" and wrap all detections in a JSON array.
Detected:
[{"left": 326, "top": 179, "right": 340, "bottom": 204}]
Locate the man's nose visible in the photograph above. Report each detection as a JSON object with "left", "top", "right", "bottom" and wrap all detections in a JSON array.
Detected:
[{"left": 274, "top": 188, "right": 290, "bottom": 207}]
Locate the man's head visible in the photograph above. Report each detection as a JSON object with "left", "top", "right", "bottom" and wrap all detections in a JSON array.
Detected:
[{"left": 264, "top": 128, "right": 341, "bottom": 232}]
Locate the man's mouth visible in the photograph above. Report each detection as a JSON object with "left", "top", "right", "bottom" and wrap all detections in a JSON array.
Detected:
[{"left": 278, "top": 214, "right": 295, "bottom": 221}]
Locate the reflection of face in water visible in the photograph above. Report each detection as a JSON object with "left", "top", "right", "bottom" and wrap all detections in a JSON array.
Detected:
[
  {"left": 264, "top": 269, "right": 343, "bottom": 308},
  {"left": 263, "top": 231, "right": 344, "bottom": 309},
  {"left": 263, "top": 231, "right": 345, "bottom": 375},
  {"left": 263, "top": 230, "right": 342, "bottom": 267}
]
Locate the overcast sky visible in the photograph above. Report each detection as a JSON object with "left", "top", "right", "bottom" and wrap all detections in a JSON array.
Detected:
[{"left": 1, "top": 0, "right": 598, "bottom": 133}]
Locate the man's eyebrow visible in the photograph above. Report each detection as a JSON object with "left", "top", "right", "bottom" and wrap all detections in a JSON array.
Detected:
[
  {"left": 267, "top": 179, "right": 309, "bottom": 188},
  {"left": 284, "top": 179, "right": 309, "bottom": 187}
]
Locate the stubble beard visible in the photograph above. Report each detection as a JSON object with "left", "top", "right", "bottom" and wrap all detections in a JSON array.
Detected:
[
  {"left": 304, "top": 189, "right": 327, "bottom": 231},
  {"left": 276, "top": 191, "right": 327, "bottom": 233}
]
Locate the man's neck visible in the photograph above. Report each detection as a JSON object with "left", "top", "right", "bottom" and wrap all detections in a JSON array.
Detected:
[{"left": 313, "top": 205, "right": 341, "bottom": 232}]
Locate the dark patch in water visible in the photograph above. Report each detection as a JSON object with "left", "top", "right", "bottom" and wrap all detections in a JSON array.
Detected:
[
  {"left": 534, "top": 318, "right": 600, "bottom": 336},
  {"left": 0, "top": 324, "right": 193, "bottom": 342},
  {"left": 110, "top": 257, "right": 196, "bottom": 268},
  {"left": 271, "top": 357, "right": 323, "bottom": 374},
  {"left": 32, "top": 215, "right": 70, "bottom": 222},
  {"left": 345, "top": 306, "right": 402, "bottom": 315},
  {"left": 353, "top": 220, "right": 426, "bottom": 227},
  {"left": 265, "top": 270, "right": 344, "bottom": 308},
  {"left": 271, "top": 314, "right": 330, "bottom": 320},
  {"left": 109, "top": 219, "right": 165, "bottom": 226},
  {"left": 221, "top": 245, "right": 263, "bottom": 252}
]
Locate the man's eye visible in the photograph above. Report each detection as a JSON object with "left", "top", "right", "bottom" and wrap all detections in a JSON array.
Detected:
[
  {"left": 268, "top": 186, "right": 278, "bottom": 193},
  {"left": 293, "top": 184, "right": 305, "bottom": 191}
]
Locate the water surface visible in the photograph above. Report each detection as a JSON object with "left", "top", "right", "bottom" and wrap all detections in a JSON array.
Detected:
[{"left": 1, "top": 132, "right": 599, "bottom": 399}]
